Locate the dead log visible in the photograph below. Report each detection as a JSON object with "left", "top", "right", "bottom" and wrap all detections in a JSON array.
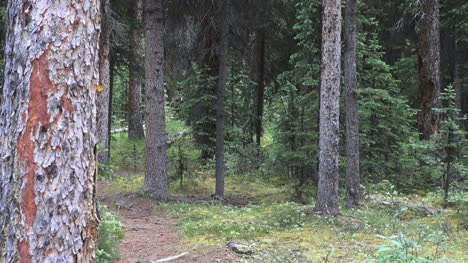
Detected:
[
  {"left": 111, "top": 128, "right": 190, "bottom": 147},
  {"left": 373, "top": 196, "right": 442, "bottom": 216}
]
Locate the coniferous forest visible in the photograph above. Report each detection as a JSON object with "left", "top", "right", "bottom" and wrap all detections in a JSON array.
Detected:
[{"left": 0, "top": 0, "right": 467, "bottom": 262}]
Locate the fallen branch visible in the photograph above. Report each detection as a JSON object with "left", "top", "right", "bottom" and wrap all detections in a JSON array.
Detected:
[
  {"left": 136, "top": 252, "right": 189, "bottom": 263},
  {"left": 166, "top": 130, "right": 190, "bottom": 146},
  {"left": 111, "top": 127, "right": 129, "bottom": 134},
  {"left": 155, "top": 252, "right": 190, "bottom": 262},
  {"left": 111, "top": 128, "right": 190, "bottom": 147},
  {"left": 372, "top": 196, "right": 442, "bottom": 216}
]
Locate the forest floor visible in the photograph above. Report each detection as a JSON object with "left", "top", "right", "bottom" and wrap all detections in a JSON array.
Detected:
[
  {"left": 99, "top": 131, "right": 467, "bottom": 262},
  {"left": 97, "top": 169, "right": 467, "bottom": 263},
  {"left": 98, "top": 170, "right": 246, "bottom": 263}
]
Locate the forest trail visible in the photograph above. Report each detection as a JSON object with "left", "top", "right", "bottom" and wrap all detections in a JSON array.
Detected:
[{"left": 97, "top": 179, "right": 244, "bottom": 263}]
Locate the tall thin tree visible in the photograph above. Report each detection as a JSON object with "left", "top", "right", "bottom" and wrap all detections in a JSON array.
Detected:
[
  {"left": 316, "top": 0, "right": 342, "bottom": 217},
  {"left": 215, "top": 1, "right": 230, "bottom": 198},
  {"left": 0, "top": 0, "right": 100, "bottom": 261},
  {"left": 128, "top": 0, "right": 146, "bottom": 139},
  {"left": 251, "top": 0, "right": 270, "bottom": 146},
  {"left": 98, "top": 0, "right": 112, "bottom": 165},
  {"left": 143, "top": 0, "right": 169, "bottom": 199},
  {"left": 344, "top": 0, "right": 360, "bottom": 208},
  {"left": 417, "top": 0, "right": 441, "bottom": 140}
]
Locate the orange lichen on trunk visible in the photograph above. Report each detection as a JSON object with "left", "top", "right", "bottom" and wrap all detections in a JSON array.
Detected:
[{"left": 16, "top": 50, "right": 53, "bottom": 262}]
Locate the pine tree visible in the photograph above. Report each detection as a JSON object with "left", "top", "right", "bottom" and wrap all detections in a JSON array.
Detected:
[
  {"left": 0, "top": 1, "right": 100, "bottom": 261},
  {"left": 143, "top": 0, "right": 169, "bottom": 199},
  {"left": 316, "top": 0, "right": 342, "bottom": 217}
]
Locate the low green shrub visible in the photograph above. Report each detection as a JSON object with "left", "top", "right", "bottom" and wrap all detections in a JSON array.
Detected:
[{"left": 97, "top": 206, "right": 125, "bottom": 263}]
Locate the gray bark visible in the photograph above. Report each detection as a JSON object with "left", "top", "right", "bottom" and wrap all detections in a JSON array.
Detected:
[
  {"left": 316, "top": 0, "right": 342, "bottom": 217},
  {"left": 215, "top": 5, "right": 230, "bottom": 198},
  {"left": 344, "top": 0, "right": 360, "bottom": 209},
  {"left": 143, "top": 0, "right": 169, "bottom": 200},
  {"left": 417, "top": 0, "right": 441, "bottom": 140},
  {"left": 0, "top": 0, "right": 100, "bottom": 262},
  {"left": 97, "top": 0, "right": 111, "bottom": 165},
  {"left": 128, "top": 0, "right": 145, "bottom": 139}
]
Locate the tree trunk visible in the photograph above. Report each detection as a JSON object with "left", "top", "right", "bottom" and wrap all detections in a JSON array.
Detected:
[
  {"left": 251, "top": 0, "right": 270, "bottom": 146},
  {"left": 108, "top": 52, "right": 115, "bottom": 161},
  {"left": 143, "top": 0, "right": 169, "bottom": 200},
  {"left": 344, "top": 0, "right": 360, "bottom": 209},
  {"left": 453, "top": 39, "right": 463, "bottom": 116},
  {"left": 128, "top": 0, "right": 145, "bottom": 139},
  {"left": 316, "top": 0, "right": 342, "bottom": 217},
  {"left": 0, "top": 1, "right": 100, "bottom": 261},
  {"left": 0, "top": 2, "right": 4, "bottom": 99},
  {"left": 215, "top": 4, "right": 230, "bottom": 198},
  {"left": 97, "top": 0, "right": 111, "bottom": 165},
  {"left": 252, "top": 28, "right": 266, "bottom": 146},
  {"left": 417, "top": 0, "right": 441, "bottom": 140}
]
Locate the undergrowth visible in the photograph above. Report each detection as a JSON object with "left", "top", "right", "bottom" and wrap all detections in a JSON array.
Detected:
[
  {"left": 103, "top": 119, "right": 467, "bottom": 262},
  {"left": 97, "top": 206, "right": 125, "bottom": 263},
  {"left": 154, "top": 193, "right": 466, "bottom": 262}
]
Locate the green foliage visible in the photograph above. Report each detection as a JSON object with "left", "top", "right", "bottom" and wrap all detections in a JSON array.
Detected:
[
  {"left": 373, "top": 232, "right": 453, "bottom": 263},
  {"left": 158, "top": 202, "right": 310, "bottom": 240},
  {"left": 265, "top": 0, "right": 321, "bottom": 202},
  {"left": 97, "top": 206, "right": 125, "bottom": 263},
  {"left": 111, "top": 66, "right": 131, "bottom": 128},
  {"left": 433, "top": 85, "right": 467, "bottom": 202},
  {"left": 176, "top": 62, "right": 216, "bottom": 156},
  {"left": 98, "top": 163, "right": 119, "bottom": 181},
  {"left": 167, "top": 134, "right": 203, "bottom": 186},
  {"left": 110, "top": 133, "right": 146, "bottom": 171}
]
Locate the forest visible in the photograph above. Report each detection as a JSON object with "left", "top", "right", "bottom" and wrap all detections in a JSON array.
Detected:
[{"left": 0, "top": 0, "right": 466, "bottom": 262}]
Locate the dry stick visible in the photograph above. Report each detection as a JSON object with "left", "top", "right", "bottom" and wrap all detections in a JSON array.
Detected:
[
  {"left": 136, "top": 252, "right": 190, "bottom": 263},
  {"left": 154, "top": 252, "right": 190, "bottom": 262}
]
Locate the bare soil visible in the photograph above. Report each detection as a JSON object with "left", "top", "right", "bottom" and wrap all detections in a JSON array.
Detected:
[{"left": 97, "top": 181, "right": 245, "bottom": 263}]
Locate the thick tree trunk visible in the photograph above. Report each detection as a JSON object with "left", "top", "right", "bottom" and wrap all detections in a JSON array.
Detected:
[
  {"left": 344, "top": 0, "right": 360, "bottom": 209},
  {"left": 215, "top": 6, "right": 230, "bottom": 198},
  {"left": 128, "top": 0, "right": 145, "bottom": 139},
  {"left": 143, "top": 0, "right": 169, "bottom": 200},
  {"left": 0, "top": 1, "right": 100, "bottom": 262},
  {"left": 98, "top": 0, "right": 111, "bottom": 165},
  {"left": 417, "top": 0, "right": 441, "bottom": 140},
  {"left": 316, "top": 0, "right": 342, "bottom": 217},
  {"left": 0, "top": 3, "right": 4, "bottom": 98}
]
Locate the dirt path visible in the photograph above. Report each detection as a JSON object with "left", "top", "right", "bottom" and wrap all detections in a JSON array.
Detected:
[{"left": 98, "top": 182, "right": 244, "bottom": 263}]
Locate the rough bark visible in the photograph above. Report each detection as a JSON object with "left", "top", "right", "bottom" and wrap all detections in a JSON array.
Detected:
[
  {"left": 344, "top": 0, "right": 360, "bottom": 209},
  {"left": 98, "top": 0, "right": 111, "bottom": 165},
  {"left": 128, "top": 0, "right": 145, "bottom": 139},
  {"left": 143, "top": 0, "right": 169, "bottom": 200},
  {"left": 417, "top": 0, "right": 441, "bottom": 140},
  {"left": 316, "top": 0, "right": 342, "bottom": 217},
  {"left": 0, "top": 1, "right": 100, "bottom": 262},
  {"left": 215, "top": 5, "right": 229, "bottom": 198}
]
